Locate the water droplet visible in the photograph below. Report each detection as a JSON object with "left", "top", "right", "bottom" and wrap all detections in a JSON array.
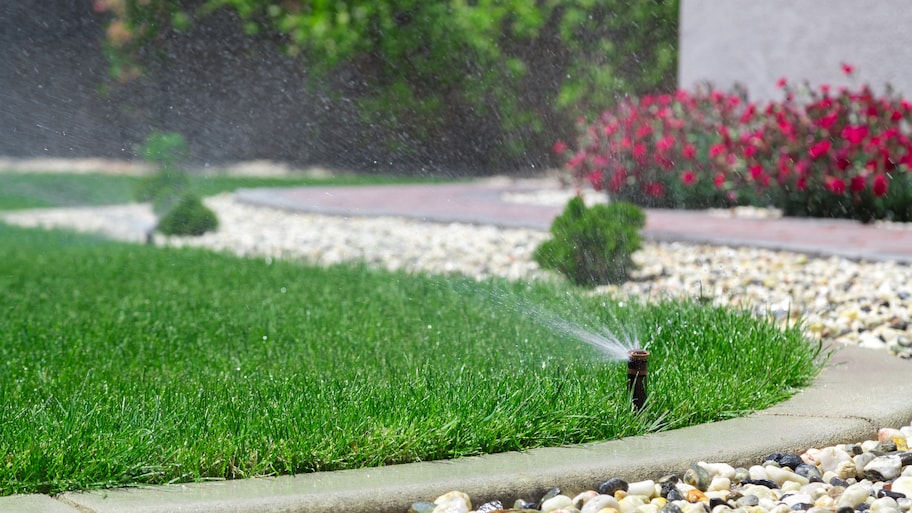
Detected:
[
  {"left": 262, "top": 335, "right": 268, "bottom": 341},
  {"left": 280, "top": 287, "right": 286, "bottom": 293}
]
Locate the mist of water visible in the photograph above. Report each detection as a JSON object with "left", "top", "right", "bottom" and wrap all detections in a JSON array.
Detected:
[{"left": 528, "top": 305, "right": 644, "bottom": 361}]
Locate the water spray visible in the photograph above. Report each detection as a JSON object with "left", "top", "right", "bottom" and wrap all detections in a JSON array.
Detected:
[{"left": 626, "top": 349, "right": 649, "bottom": 411}]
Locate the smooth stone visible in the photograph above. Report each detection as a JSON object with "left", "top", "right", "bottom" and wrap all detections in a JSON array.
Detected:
[
  {"left": 410, "top": 501, "right": 437, "bottom": 513},
  {"left": 618, "top": 494, "right": 647, "bottom": 513},
  {"left": 541, "top": 494, "right": 574, "bottom": 513},
  {"left": 628, "top": 480, "right": 657, "bottom": 499},
  {"left": 660, "top": 503, "right": 684, "bottom": 513},
  {"left": 581, "top": 495, "right": 622, "bottom": 513},
  {"left": 856, "top": 453, "right": 877, "bottom": 477},
  {"left": 766, "top": 465, "right": 809, "bottom": 486},
  {"left": 574, "top": 491, "right": 598, "bottom": 508},
  {"left": 865, "top": 455, "right": 903, "bottom": 481},
  {"left": 475, "top": 500, "right": 503, "bottom": 513},
  {"left": 879, "top": 428, "right": 906, "bottom": 442},
  {"left": 600, "top": 478, "right": 630, "bottom": 496},
  {"left": 736, "top": 495, "right": 760, "bottom": 507},
  {"left": 839, "top": 483, "right": 874, "bottom": 509},
  {"left": 703, "top": 462, "right": 737, "bottom": 480},
  {"left": 779, "top": 454, "right": 804, "bottom": 470},
  {"left": 892, "top": 476, "right": 912, "bottom": 497},
  {"left": 782, "top": 481, "right": 803, "bottom": 494},
  {"left": 685, "top": 464, "right": 712, "bottom": 491},
  {"left": 816, "top": 447, "right": 853, "bottom": 474},
  {"left": 796, "top": 464, "right": 823, "bottom": 483},
  {"left": 434, "top": 491, "right": 472, "bottom": 511},
  {"left": 836, "top": 459, "right": 859, "bottom": 480},
  {"left": 872, "top": 497, "right": 900, "bottom": 513},
  {"left": 749, "top": 466, "right": 769, "bottom": 481},
  {"left": 782, "top": 494, "right": 814, "bottom": 508},
  {"left": 431, "top": 498, "right": 468, "bottom": 513},
  {"left": 709, "top": 477, "right": 732, "bottom": 492}
]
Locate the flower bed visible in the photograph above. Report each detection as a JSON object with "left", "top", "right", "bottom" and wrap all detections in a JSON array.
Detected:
[{"left": 558, "top": 65, "right": 912, "bottom": 222}]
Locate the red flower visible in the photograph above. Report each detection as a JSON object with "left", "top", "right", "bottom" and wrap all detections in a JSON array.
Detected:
[
  {"left": 842, "top": 125, "right": 868, "bottom": 145},
  {"left": 608, "top": 168, "right": 627, "bottom": 193},
  {"left": 713, "top": 173, "right": 726, "bottom": 189},
  {"left": 643, "top": 181, "right": 665, "bottom": 198},
  {"left": 809, "top": 140, "right": 831, "bottom": 159},
  {"left": 818, "top": 112, "right": 839, "bottom": 129},
  {"left": 682, "top": 144, "right": 697, "bottom": 160},
  {"left": 827, "top": 177, "right": 847, "bottom": 195},
  {"left": 681, "top": 170, "right": 697, "bottom": 186},
  {"left": 657, "top": 135, "right": 675, "bottom": 153},
  {"left": 873, "top": 174, "right": 889, "bottom": 197},
  {"left": 567, "top": 152, "right": 585, "bottom": 170},
  {"left": 850, "top": 175, "right": 866, "bottom": 193},
  {"left": 709, "top": 144, "right": 726, "bottom": 158},
  {"left": 841, "top": 63, "right": 855, "bottom": 76},
  {"left": 632, "top": 143, "right": 648, "bottom": 162},
  {"left": 749, "top": 165, "right": 764, "bottom": 180},
  {"left": 776, "top": 77, "right": 788, "bottom": 89},
  {"left": 552, "top": 140, "right": 568, "bottom": 156},
  {"left": 796, "top": 177, "right": 808, "bottom": 191},
  {"left": 588, "top": 170, "right": 604, "bottom": 191}
]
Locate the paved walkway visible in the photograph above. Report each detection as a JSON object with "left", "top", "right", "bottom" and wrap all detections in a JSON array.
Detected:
[{"left": 235, "top": 180, "right": 912, "bottom": 264}]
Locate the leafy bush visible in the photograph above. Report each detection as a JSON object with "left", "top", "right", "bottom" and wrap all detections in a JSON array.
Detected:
[
  {"left": 133, "top": 131, "right": 219, "bottom": 234},
  {"left": 534, "top": 197, "right": 645, "bottom": 286},
  {"left": 156, "top": 193, "right": 218, "bottom": 236},
  {"left": 561, "top": 66, "right": 912, "bottom": 222},
  {"left": 134, "top": 167, "right": 191, "bottom": 215},
  {"left": 94, "top": 0, "right": 679, "bottom": 170}
]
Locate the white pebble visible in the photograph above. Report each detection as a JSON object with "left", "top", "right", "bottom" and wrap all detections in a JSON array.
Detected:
[
  {"left": 580, "top": 495, "right": 620, "bottom": 513},
  {"left": 626, "top": 480, "right": 656, "bottom": 498},
  {"left": 541, "top": 494, "right": 574, "bottom": 513},
  {"left": 838, "top": 483, "right": 873, "bottom": 509}
]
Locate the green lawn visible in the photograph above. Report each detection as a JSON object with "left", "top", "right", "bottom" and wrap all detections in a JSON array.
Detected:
[
  {"left": 0, "top": 171, "right": 447, "bottom": 211},
  {"left": 0, "top": 172, "right": 825, "bottom": 495}
]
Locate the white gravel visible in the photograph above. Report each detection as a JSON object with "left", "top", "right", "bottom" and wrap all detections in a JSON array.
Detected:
[{"left": 3, "top": 192, "right": 910, "bottom": 359}]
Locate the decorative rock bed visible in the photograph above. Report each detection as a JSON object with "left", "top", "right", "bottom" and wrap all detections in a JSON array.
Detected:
[{"left": 414, "top": 424, "right": 912, "bottom": 513}]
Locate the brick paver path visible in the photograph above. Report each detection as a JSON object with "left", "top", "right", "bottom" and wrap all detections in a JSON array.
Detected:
[{"left": 235, "top": 181, "right": 912, "bottom": 264}]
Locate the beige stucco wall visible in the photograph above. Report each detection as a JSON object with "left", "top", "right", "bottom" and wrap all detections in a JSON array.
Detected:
[{"left": 679, "top": 0, "right": 912, "bottom": 102}]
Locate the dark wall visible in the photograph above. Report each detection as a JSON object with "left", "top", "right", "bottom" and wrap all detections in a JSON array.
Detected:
[
  {"left": 0, "top": 2, "right": 456, "bottom": 173},
  {"left": 1, "top": 2, "right": 128, "bottom": 159}
]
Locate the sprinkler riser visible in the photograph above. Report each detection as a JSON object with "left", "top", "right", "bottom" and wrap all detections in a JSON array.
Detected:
[{"left": 627, "top": 349, "right": 649, "bottom": 412}]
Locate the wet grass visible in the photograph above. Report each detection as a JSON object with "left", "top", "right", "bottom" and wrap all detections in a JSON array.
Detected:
[
  {"left": 0, "top": 223, "right": 825, "bottom": 495},
  {"left": 0, "top": 171, "right": 447, "bottom": 211}
]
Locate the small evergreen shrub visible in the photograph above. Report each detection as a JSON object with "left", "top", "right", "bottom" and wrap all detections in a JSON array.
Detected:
[
  {"left": 133, "top": 131, "right": 192, "bottom": 215},
  {"left": 134, "top": 167, "right": 190, "bottom": 215},
  {"left": 156, "top": 194, "right": 218, "bottom": 236},
  {"left": 534, "top": 197, "right": 645, "bottom": 287}
]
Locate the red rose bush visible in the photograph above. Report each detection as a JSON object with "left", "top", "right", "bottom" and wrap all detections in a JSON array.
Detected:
[{"left": 558, "top": 67, "right": 912, "bottom": 222}]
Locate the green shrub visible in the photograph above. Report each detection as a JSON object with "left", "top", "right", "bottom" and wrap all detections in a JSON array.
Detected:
[
  {"left": 134, "top": 167, "right": 191, "bottom": 215},
  {"left": 96, "top": 0, "right": 679, "bottom": 170},
  {"left": 133, "top": 131, "right": 192, "bottom": 214},
  {"left": 156, "top": 193, "right": 218, "bottom": 236},
  {"left": 534, "top": 197, "right": 645, "bottom": 286}
]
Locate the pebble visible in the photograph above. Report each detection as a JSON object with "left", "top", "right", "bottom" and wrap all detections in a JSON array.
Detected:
[
  {"left": 414, "top": 421, "right": 912, "bottom": 513},
  {"left": 2, "top": 191, "right": 911, "bottom": 359}
]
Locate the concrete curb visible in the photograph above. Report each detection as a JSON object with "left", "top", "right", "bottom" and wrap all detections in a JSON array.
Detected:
[{"left": 7, "top": 345, "right": 909, "bottom": 513}]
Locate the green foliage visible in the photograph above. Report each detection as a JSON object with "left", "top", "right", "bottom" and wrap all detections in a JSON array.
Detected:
[
  {"left": 155, "top": 193, "right": 219, "bottom": 236},
  {"left": 534, "top": 197, "right": 645, "bottom": 286},
  {"left": 131, "top": 131, "right": 218, "bottom": 234},
  {"left": 97, "top": 0, "right": 679, "bottom": 169},
  {"left": 139, "top": 131, "right": 189, "bottom": 167},
  {"left": 134, "top": 167, "right": 190, "bottom": 215}
]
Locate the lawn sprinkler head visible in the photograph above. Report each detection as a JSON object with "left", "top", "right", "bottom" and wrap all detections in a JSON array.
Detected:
[{"left": 627, "top": 349, "right": 649, "bottom": 412}]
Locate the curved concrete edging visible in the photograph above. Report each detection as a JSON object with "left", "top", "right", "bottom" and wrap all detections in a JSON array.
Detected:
[{"left": 19, "top": 345, "right": 907, "bottom": 513}]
